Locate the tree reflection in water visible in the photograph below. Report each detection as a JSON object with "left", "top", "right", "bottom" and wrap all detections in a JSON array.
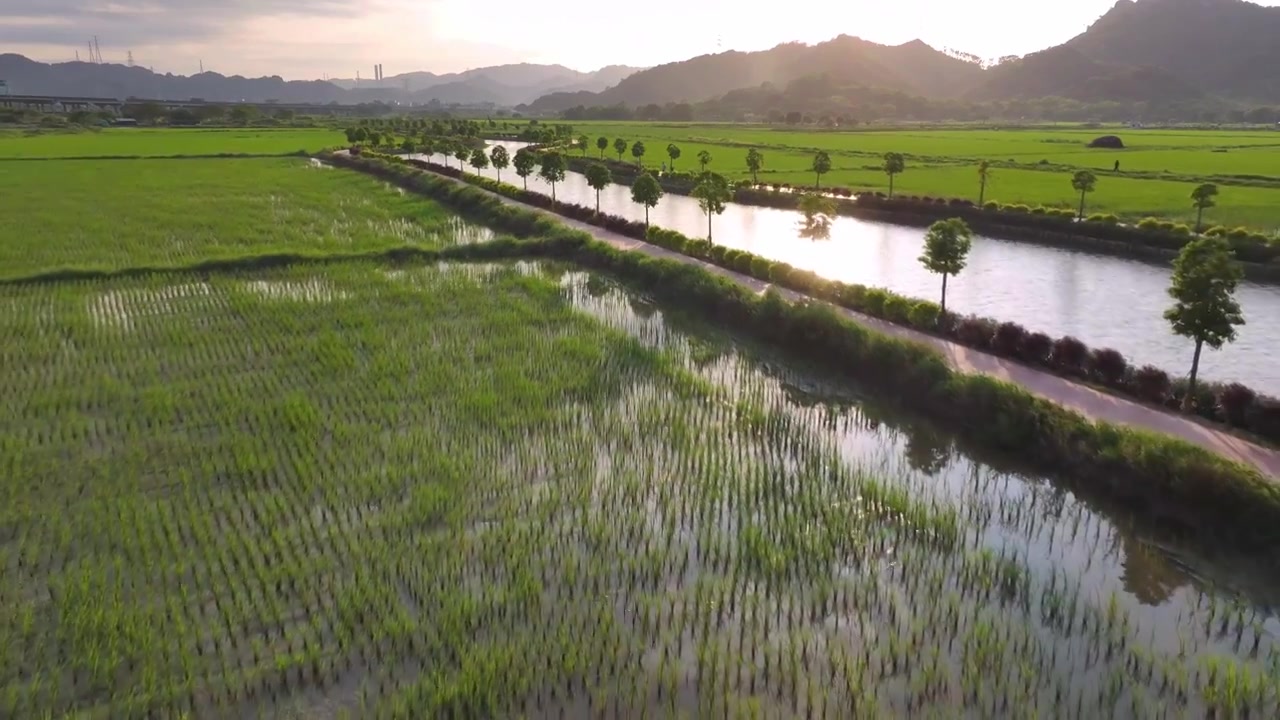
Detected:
[
  {"left": 1119, "top": 534, "right": 1188, "bottom": 607},
  {"left": 799, "top": 217, "right": 833, "bottom": 241},
  {"left": 797, "top": 192, "right": 836, "bottom": 241}
]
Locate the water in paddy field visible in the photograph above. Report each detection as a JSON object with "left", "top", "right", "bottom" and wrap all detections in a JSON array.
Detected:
[
  {"left": 5, "top": 259, "right": 1280, "bottom": 717},
  {"left": 418, "top": 142, "right": 1280, "bottom": 395},
  {"left": 539, "top": 263, "right": 1280, "bottom": 717}
]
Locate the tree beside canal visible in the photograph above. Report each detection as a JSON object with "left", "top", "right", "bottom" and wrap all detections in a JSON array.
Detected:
[
  {"left": 977, "top": 160, "right": 992, "bottom": 207},
  {"left": 631, "top": 173, "right": 664, "bottom": 227},
  {"left": 489, "top": 145, "right": 510, "bottom": 183},
  {"left": 585, "top": 163, "right": 612, "bottom": 213},
  {"left": 1165, "top": 236, "right": 1245, "bottom": 408},
  {"left": 812, "top": 151, "right": 831, "bottom": 190},
  {"left": 1191, "top": 183, "right": 1219, "bottom": 233},
  {"left": 692, "top": 172, "right": 732, "bottom": 243},
  {"left": 539, "top": 152, "right": 568, "bottom": 203},
  {"left": 468, "top": 148, "right": 489, "bottom": 174},
  {"left": 746, "top": 148, "right": 764, "bottom": 185},
  {"left": 919, "top": 218, "right": 973, "bottom": 316},
  {"left": 631, "top": 141, "right": 646, "bottom": 168},
  {"left": 1072, "top": 171, "right": 1097, "bottom": 220},
  {"left": 884, "top": 153, "right": 905, "bottom": 198},
  {"left": 513, "top": 148, "right": 537, "bottom": 190}
]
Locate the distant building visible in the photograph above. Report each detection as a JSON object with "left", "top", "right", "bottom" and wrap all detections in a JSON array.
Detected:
[{"left": 112, "top": 118, "right": 138, "bottom": 127}]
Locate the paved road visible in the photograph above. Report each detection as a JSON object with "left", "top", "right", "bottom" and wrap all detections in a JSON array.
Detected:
[{"left": 350, "top": 155, "right": 1280, "bottom": 478}]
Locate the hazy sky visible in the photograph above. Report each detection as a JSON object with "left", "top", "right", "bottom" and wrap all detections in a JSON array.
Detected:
[{"left": 3, "top": 0, "right": 1279, "bottom": 79}]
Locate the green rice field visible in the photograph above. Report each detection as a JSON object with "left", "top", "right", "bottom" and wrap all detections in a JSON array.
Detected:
[
  {"left": 568, "top": 122, "right": 1280, "bottom": 231},
  {"left": 0, "top": 157, "right": 489, "bottom": 278},
  {"left": 3, "top": 259, "right": 1280, "bottom": 717},
  {"left": 4, "top": 143, "right": 1280, "bottom": 717},
  {"left": 0, "top": 128, "right": 345, "bottom": 158}
]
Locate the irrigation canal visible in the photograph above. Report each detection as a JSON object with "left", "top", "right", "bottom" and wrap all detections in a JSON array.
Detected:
[{"left": 418, "top": 141, "right": 1280, "bottom": 396}]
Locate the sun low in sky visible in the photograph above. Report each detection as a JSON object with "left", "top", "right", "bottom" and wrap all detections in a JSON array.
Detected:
[{"left": 3, "top": 0, "right": 1279, "bottom": 78}]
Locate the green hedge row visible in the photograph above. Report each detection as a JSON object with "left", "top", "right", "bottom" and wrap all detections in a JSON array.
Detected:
[{"left": 323, "top": 149, "right": 1280, "bottom": 546}]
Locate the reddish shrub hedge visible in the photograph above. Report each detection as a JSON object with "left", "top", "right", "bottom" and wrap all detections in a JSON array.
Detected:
[
  {"left": 1219, "top": 383, "right": 1257, "bottom": 427},
  {"left": 955, "top": 316, "right": 998, "bottom": 350},
  {"left": 991, "top": 322, "right": 1027, "bottom": 357},
  {"left": 1133, "top": 365, "right": 1172, "bottom": 404},
  {"left": 1088, "top": 348, "right": 1128, "bottom": 386},
  {"left": 1019, "top": 332, "right": 1053, "bottom": 365},
  {"left": 1051, "top": 337, "right": 1089, "bottom": 376}
]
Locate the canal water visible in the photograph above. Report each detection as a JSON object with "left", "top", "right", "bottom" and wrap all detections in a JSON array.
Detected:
[{"left": 418, "top": 143, "right": 1280, "bottom": 395}]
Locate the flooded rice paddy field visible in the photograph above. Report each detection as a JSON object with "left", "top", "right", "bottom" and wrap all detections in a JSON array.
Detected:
[{"left": 1, "top": 260, "right": 1278, "bottom": 718}]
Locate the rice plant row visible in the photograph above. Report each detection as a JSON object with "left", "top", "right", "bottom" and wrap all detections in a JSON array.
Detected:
[{"left": 1, "top": 260, "right": 1276, "bottom": 718}]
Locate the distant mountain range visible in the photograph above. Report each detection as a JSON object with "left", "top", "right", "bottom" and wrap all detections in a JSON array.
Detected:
[
  {"left": 527, "top": 0, "right": 1280, "bottom": 113},
  {"left": 0, "top": 54, "right": 643, "bottom": 106},
  {"left": 327, "top": 64, "right": 643, "bottom": 106},
  {"left": 3, "top": 0, "right": 1277, "bottom": 113},
  {"left": 527, "top": 36, "right": 985, "bottom": 114}
]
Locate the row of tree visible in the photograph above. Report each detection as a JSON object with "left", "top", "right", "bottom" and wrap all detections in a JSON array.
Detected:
[
  {"left": 433, "top": 139, "right": 1243, "bottom": 403},
  {"left": 540, "top": 136, "right": 1243, "bottom": 398},
  {"left": 576, "top": 137, "right": 719, "bottom": 176},
  {"left": 593, "top": 138, "right": 1228, "bottom": 231},
  {"left": 916, "top": 217, "right": 1243, "bottom": 398},
  {"left": 442, "top": 144, "right": 671, "bottom": 225}
]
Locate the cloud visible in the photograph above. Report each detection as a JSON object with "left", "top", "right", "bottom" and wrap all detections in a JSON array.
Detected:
[{"left": 0, "top": 0, "right": 370, "bottom": 47}]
